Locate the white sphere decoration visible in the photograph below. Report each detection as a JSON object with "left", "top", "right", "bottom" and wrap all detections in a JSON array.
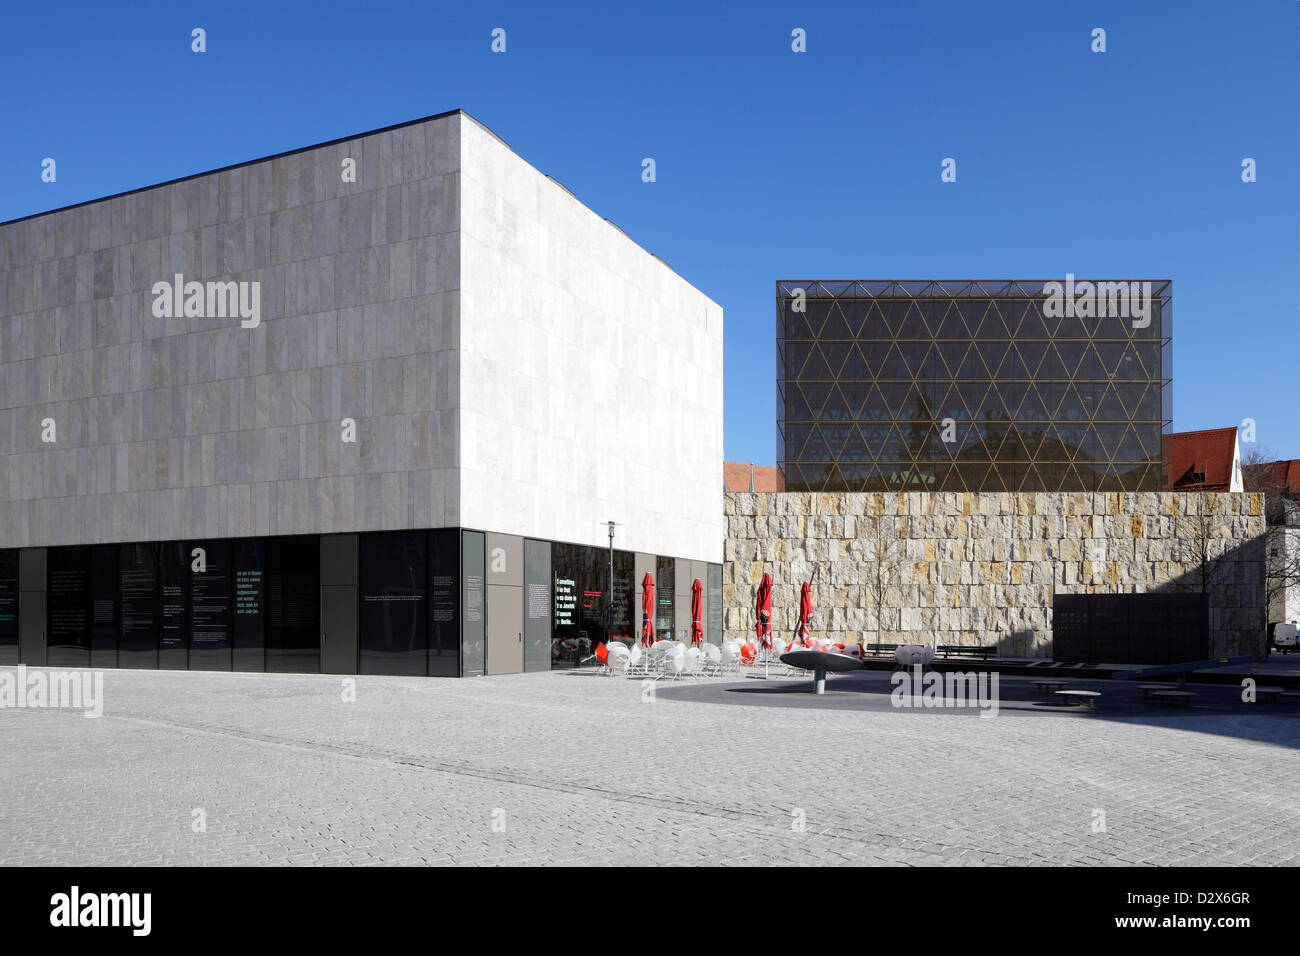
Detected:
[{"left": 895, "top": 644, "right": 933, "bottom": 667}]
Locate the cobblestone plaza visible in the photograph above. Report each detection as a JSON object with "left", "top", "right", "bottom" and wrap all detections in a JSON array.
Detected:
[{"left": 1, "top": 668, "right": 1294, "bottom": 866}]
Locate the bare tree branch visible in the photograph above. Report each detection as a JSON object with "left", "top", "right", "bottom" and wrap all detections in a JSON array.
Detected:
[{"left": 863, "top": 516, "right": 901, "bottom": 646}]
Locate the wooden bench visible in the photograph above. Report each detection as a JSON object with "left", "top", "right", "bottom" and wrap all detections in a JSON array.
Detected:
[
  {"left": 937, "top": 644, "right": 998, "bottom": 661},
  {"left": 1153, "top": 690, "right": 1195, "bottom": 708},
  {"left": 1033, "top": 679, "right": 1066, "bottom": 694},
  {"left": 1055, "top": 690, "right": 1101, "bottom": 708},
  {"left": 1137, "top": 683, "right": 1177, "bottom": 699},
  {"left": 865, "top": 643, "right": 899, "bottom": 656},
  {"left": 1254, "top": 686, "right": 1284, "bottom": 703}
]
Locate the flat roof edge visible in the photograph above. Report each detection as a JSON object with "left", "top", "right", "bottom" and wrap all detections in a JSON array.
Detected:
[{"left": 0, "top": 109, "right": 468, "bottom": 228}]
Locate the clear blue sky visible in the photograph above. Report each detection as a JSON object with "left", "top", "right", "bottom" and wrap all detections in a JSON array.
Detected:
[{"left": 3, "top": 0, "right": 1297, "bottom": 461}]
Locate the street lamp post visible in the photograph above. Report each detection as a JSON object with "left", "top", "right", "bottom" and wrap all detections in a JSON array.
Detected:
[{"left": 605, "top": 520, "right": 621, "bottom": 646}]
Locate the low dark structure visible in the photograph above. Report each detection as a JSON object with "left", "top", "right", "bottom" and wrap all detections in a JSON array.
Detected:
[{"left": 1052, "top": 592, "right": 1209, "bottom": 664}]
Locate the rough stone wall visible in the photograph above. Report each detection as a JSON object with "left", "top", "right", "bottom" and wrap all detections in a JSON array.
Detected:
[{"left": 724, "top": 491, "right": 1266, "bottom": 658}]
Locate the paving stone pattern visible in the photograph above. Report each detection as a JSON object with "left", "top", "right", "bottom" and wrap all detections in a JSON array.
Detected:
[{"left": 2, "top": 669, "right": 1295, "bottom": 866}]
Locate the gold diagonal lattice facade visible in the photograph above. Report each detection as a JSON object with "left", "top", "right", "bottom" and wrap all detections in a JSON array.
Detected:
[{"left": 776, "top": 280, "right": 1173, "bottom": 493}]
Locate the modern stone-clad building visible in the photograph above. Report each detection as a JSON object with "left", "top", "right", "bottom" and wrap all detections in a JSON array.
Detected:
[{"left": 0, "top": 110, "right": 724, "bottom": 676}]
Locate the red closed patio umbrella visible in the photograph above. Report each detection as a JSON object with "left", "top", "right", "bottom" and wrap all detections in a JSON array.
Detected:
[
  {"left": 691, "top": 579, "right": 704, "bottom": 645},
  {"left": 795, "top": 581, "right": 813, "bottom": 646},
  {"left": 754, "top": 573, "right": 773, "bottom": 649},
  {"left": 640, "top": 573, "right": 655, "bottom": 647}
]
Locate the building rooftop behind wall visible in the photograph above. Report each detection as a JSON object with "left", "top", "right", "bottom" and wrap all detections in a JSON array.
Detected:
[
  {"left": 723, "top": 463, "right": 785, "bottom": 493},
  {"left": 1162, "top": 427, "right": 1240, "bottom": 492}
]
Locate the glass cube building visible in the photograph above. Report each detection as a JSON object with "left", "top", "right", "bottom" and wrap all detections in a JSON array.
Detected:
[{"left": 777, "top": 280, "right": 1173, "bottom": 493}]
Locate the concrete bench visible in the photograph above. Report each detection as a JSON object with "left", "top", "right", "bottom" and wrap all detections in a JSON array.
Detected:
[
  {"left": 1055, "top": 690, "right": 1100, "bottom": 708},
  {"left": 1153, "top": 690, "right": 1195, "bottom": 708}
]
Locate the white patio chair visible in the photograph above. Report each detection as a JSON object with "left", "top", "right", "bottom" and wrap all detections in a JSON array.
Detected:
[
  {"left": 607, "top": 642, "right": 630, "bottom": 676},
  {"left": 656, "top": 643, "right": 685, "bottom": 681},
  {"left": 701, "top": 642, "right": 723, "bottom": 677},
  {"left": 627, "top": 641, "right": 646, "bottom": 676}
]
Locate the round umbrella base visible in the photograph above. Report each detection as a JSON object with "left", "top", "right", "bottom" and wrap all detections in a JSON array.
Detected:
[{"left": 780, "top": 650, "right": 862, "bottom": 694}]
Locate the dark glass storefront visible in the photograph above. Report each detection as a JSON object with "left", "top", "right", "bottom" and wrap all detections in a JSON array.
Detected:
[
  {"left": 551, "top": 544, "right": 640, "bottom": 668},
  {"left": 189, "top": 539, "right": 232, "bottom": 671},
  {"left": 47, "top": 547, "right": 91, "bottom": 667},
  {"left": 0, "top": 535, "right": 720, "bottom": 677},
  {"left": 655, "top": 556, "right": 675, "bottom": 641},
  {"left": 429, "top": 530, "right": 461, "bottom": 677},
  {"left": 778, "top": 280, "right": 1173, "bottom": 493},
  {"left": 548, "top": 546, "right": 718, "bottom": 669},
  {"left": 359, "top": 531, "right": 428, "bottom": 676},
  {"left": 0, "top": 550, "right": 17, "bottom": 664},
  {"left": 265, "top": 537, "right": 321, "bottom": 673}
]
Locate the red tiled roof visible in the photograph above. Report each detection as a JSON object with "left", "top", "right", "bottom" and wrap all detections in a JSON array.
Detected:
[
  {"left": 724, "top": 462, "right": 786, "bottom": 492},
  {"left": 1243, "top": 459, "right": 1300, "bottom": 497},
  {"left": 1161, "top": 428, "right": 1238, "bottom": 492}
]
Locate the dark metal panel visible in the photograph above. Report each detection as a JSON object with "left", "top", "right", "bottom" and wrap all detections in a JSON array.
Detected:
[
  {"left": 320, "top": 534, "right": 358, "bottom": 588},
  {"left": 321, "top": 585, "right": 358, "bottom": 674},
  {"left": 19, "top": 590, "right": 45, "bottom": 665},
  {"left": 18, "top": 548, "right": 45, "bottom": 592},
  {"left": 1052, "top": 592, "right": 1208, "bottom": 664}
]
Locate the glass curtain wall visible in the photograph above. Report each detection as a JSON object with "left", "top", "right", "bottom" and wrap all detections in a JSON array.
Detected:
[
  {"left": 0, "top": 550, "right": 17, "bottom": 664},
  {"left": 778, "top": 280, "right": 1171, "bottom": 492},
  {"left": 654, "top": 556, "right": 675, "bottom": 641},
  {"left": 551, "top": 544, "right": 634, "bottom": 668},
  {"left": 47, "top": 547, "right": 91, "bottom": 666},
  {"left": 359, "top": 531, "right": 428, "bottom": 676},
  {"left": 429, "top": 529, "right": 461, "bottom": 677}
]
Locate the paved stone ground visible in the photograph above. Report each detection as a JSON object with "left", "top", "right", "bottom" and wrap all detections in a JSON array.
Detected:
[{"left": 1, "top": 667, "right": 1296, "bottom": 866}]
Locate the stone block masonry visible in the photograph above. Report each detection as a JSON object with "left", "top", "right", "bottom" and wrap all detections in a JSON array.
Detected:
[{"left": 724, "top": 491, "right": 1266, "bottom": 658}]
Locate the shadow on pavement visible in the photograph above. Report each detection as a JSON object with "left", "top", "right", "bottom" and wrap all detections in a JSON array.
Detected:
[{"left": 639, "top": 670, "right": 1299, "bottom": 748}]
